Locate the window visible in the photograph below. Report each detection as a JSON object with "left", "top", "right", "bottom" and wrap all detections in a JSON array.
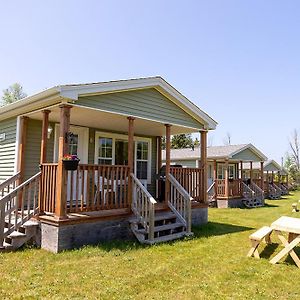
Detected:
[
  {"left": 228, "top": 165, "right": 235, "bottom": 179},
  {"left": 136, "top": 141, "right": 148, "bottom": 180},
  {"left": 217, "top": 164, "right": 225, "bottom": 179},
  {"left": 69, "top": 134, "right": 78, "bottom": 155},
  {"left": 98, "top": 137, "right": 113, "bottom": 165}
]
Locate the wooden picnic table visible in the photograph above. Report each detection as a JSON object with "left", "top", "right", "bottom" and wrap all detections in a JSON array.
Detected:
[{"left": 270, "top": 216, "right": 300, "bottom": 268}]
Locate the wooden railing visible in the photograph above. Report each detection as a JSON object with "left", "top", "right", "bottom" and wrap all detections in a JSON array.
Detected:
[
  {"left": 216, "top": 179, "right": 226, "bottom": 197},
  {"left": 242, "top": 182, "right": 255, "bottom": 200},
  {"left": 67, "top": 164, "right": 129, "bottom": 212},
  {"left": 207, "top": 181, "right": 215, "bottom": 201},
  {"left": 250, "top": 182, "right": 264, "bottom": 201},
  {"left": 0, "top": 172, "right": 40, "bottom": 247},
  {"left": 253, "top": 179, "right": 263, "bottom": 190},
  {"left": 170, "top": 167, "right": 202, "bottom": 201},
  {"left": 168, "top": 174, "right": 192, "bottom": 234},
  {"left": 0, "top": 172, "right": 21, "bottom": 199},
  {"left": 131, "top": 173, "right": 156, "bottom": 241},
  {"left": 39, "top": 164, "right": 58, "bottom": 213},
  {"left": 228, "top": 179, "right": 242, "bottom": 197}
]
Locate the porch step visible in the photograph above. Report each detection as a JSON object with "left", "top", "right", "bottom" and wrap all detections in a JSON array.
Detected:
[
  {"left": 0, "top": 219, "right": 40, "bottom": 252},
  {"left": 130, "top": 211, "right": 190, "bottom": 244}
]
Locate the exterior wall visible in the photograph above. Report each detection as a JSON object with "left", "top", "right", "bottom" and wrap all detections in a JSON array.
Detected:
[
  {"left": 76, "top": 88, "right": 203, "bottom": 130},
  {"left": 24, "top": 119, "right": 55, "bottom": 180},
  {"left": 0, "top": 117, "right": 17, "bottom": 182},
  {"left": 232, "top": 148, "right": 263, "bottom": 162},
  {"left": 264, "top": 164, "right": 280, "bottom": 172},
  {"left": 170, "top": 159, "right": 197, "bottom": 168}
]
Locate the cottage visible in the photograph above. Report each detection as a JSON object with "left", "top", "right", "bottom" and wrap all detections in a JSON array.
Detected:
[
  {"left": 163, "top": 144, "right": 267, "bottom": 208},
  {"left": 0, "top": 77, "right": 217, "bottom": 252}
]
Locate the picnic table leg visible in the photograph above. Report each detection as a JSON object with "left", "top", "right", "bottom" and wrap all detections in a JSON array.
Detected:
[
  {"left": 270, "top": 231, "right": 300, "bottom": 268},
  {"left": 247, "top": 240, "right": 260, "bottom": 258}
]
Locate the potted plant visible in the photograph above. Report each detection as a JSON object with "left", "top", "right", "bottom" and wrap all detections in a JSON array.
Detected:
[{"left": 62, "top": 154, "right": 80, "bottom": 171}]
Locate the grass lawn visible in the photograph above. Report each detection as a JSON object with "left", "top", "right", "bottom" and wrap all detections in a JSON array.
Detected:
[{"left": 1, "top": 192, "right": 300, "bottom": 299}]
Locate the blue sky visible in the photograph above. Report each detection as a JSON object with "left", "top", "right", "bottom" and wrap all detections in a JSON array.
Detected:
[{"left": 0, "top": 0, "right": 299, "bottom": 164}]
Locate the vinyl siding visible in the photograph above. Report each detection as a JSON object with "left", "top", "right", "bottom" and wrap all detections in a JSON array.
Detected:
[
  {"left": 77, "top": 88, "right": 203, "bottom": 130},
  {"left": 0, "top": 117, "right": 17, "bottom": 182},
  {"left": 24, "top": 119, "right": 54, "bottom": 180},
  {"left": 170, "top": 159, "right": 197, "bottom": 168},
  {"left": 264, "top": 163, "right": 280, "bottom": 172},
  {"left": 232, "top": 148, "right": 263, "bottom": 162}
]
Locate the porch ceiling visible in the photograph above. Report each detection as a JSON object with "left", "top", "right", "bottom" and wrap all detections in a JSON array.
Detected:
[{"left": 26, "top": 105, "right": 198, "bottom": 136}]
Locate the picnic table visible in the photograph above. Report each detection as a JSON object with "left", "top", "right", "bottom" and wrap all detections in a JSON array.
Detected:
[{"left": 270, "top": 216, "right": 300, "bottom": 268}]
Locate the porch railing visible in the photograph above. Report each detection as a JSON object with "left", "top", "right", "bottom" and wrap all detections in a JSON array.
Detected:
[
  {"left": 131, "top": 173, "right": 156, "bottom": 241},
  {"left": 0, "top": 172, "right": 40, "bottom": 247},
  {"left": 216, "top": 179, "right": 242, "bottom": 198},
  {"left": 0, "top": 172, "right": 21, "bottom": 199},
  {"left": 170, "top": 167, "right": 202, "bottom": 201},
  {"left": 168, "top": 174, "right": 192, "bottom": 234}
]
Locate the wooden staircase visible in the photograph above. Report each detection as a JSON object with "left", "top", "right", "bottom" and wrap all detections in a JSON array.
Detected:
[
  {"left": 242, "top": 182, "right": 264, "bottom": 208},
  {"left": 130, "top": 211, "right": 188, "bottom": 244},
  {"left": 130, "top": 173, "right": 193, "bottom": 245},
  {"left": 1, "top": 220, "right": 39, "bottom": 251},
  {"left": 0, "top": 172, "right": 41, "bottom": 251}
]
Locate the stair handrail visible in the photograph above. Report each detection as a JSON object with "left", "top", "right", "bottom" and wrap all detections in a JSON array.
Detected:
[
  {"left": 0, "top": 172, "right": 21, "bottom": 199},
  {"left": 273, "top": 182, "right": 283, "bottom": 195},
  {"left": 242, "top": 182, "right": 255, "bottom": 198},
  {"left": 207, "top": 181, "right": 216, "bottom": 200},
  {"left": 130, "top": 173, "right": 157, "bottom": 241},
  {"left": 0, "top": 172, "right": 41, "bottom": 247},
  {"left": 168, "top": 174, "right": 192, "bottom": 235},
  {"left": 250, "top": 181, "right": 264, "bottom": 200}
]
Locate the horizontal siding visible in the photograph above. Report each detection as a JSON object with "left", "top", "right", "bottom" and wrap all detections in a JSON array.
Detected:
[
  {"left": 0, "top": 117, "right": 17, "bottom": 183},
  {"left": 24, "top": 119, "right": 54, "bottom": 180},
  {"left": 232, "top": 148, "right": 263, "bottom": 162},
  {"left": 170, "top": 160, "right": 197, "bottom": 168},
  {"left": 77, "top": 88, "right": 203, "bottom": 130}
]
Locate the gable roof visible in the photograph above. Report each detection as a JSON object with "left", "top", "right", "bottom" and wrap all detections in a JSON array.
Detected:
[
  {"left": 162, "top": 143, "right": 267, "bottom": 161},
  {"left": 0, "top": 77, "right": 217, "bottom": 130},
  {"left": 243, "top": 160, "right": 282, "bottom": 172}
]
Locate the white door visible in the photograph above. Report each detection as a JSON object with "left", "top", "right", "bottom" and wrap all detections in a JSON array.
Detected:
[{"left": 54, "top": 125, "right": 89, "bottom": 203}]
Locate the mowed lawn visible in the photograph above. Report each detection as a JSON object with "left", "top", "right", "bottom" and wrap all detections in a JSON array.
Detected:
[{"left": 1, "top": 193, "right": 300, "bottom": 299}]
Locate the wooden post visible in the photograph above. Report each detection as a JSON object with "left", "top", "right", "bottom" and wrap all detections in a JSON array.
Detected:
[
  {"left": 278, "top": 171, "right": 281, "bottom": 184},
  {"left": 260, "top": 161, "right": 264, "bottom": 190},
  {"left": 214, "top": 160, "right": 217, "bottom": 197},
  {"left": 250, "top": 161, "right": 253, "bottom": 183},
  {"left": 55, "top": 105, "right": 72, "bottom": 220},
  {"left": 165, "top": 124, "right": 171, "bottom": 203},
  {"left": 271, "top": 171, "right": 274, "bottom": 183},
  {"left": 225, "top": 159, "right": 229, "bottom": 199},
  {"left": 127, "top": 117, "right": 135, "bottom": 204},
  {"left": 240, "top": 161, "right": 243, "bottom": 180},
  {"left": 156, "top": 136, "right": 162, "bottom": 199},
  {"left": 200, "top": 130, "right": 208, "bottom": 203},
  {"left": 267, "top": 171, "right": 269, "bottom": 183},
  {"left": 40, "top": 110, "right": 50, "bottom": 164}
]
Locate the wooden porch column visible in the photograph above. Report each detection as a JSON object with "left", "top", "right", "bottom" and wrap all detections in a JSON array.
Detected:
[
  {"left": 156, "top": 136, "right": 162, "bottom": 199},
  {"left": 213, "top": 160, "right": 217, "bottom": 197},
  {"left": 127, "top": 117, "right": 135, "bottom": 204},
  {"left": 55, "top": 105, "right": 72, "bottom": 220},
  {"left": 200, "top": 130, "right": 208, "bottom": 202},
  {"left": 17, "top": 116, "right": 28, "bottom": 185},
  {"left": 240, "top": 161, "right": 243, "bottom": 180},
  {"left": 165, "top": 124, "right": 171, "bottom": 202},
  {"left": 271, "top": 171, "right": 274, "bottom": 183},
  {"left": 260, "top": 161, "right": 264, "bottom": 190},
  {"left": 250, "top": 161, "right": 253, "bottom": 183},
  {"left": 40, "top": 110, "right": 50, "bottom": 164},
  {"left": 225, "top": 159, "right": 229, "bottom": 199},
  {"left": 278, "top": 171, "right": 281, "bottom": 183}
]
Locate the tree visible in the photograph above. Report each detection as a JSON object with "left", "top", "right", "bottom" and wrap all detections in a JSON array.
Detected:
[
  {"left": 223, "top": 132, "right": 231, "bottom": 145},
  {"left": 1, "top": 83, "right": 27, "bottom": 106},
  {"left": 285, "top": 129, "right": 300, "bottom": 184},
  {"left": 171, "top": 134, "right": 193, "bottom": 149}
]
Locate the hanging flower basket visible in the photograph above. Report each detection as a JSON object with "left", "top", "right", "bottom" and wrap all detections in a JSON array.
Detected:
[{"left": 62, "top": 155, "right": 80, "bottom": 171}]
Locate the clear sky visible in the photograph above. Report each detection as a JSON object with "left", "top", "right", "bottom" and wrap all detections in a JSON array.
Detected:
[{"left": 0, "top": 0, "right": 299, "bottom": 164}]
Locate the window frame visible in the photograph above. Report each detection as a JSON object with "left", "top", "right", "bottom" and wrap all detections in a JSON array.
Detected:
[{"left": 94, "top": 131, "right": 152, "bottom": 184}]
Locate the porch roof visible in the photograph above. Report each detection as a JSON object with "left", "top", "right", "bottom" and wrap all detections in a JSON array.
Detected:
[
  {"left": 243, "top": 159, "right": 285, "bottom": 173},
  {"left": 0, "top": 77, "right": 217, "bottom": 131},
  {"left": 162, "top": 143, "right": 267, "bottom": 162}
]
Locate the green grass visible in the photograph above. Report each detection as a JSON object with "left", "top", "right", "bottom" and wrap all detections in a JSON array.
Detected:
[{"left": 1, "top": 193, "right": 300, "bottom": 299}]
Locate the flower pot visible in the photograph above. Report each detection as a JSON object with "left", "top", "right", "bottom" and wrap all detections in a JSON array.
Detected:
[{"left": 63, "top": 159, "right": 80, "bottom": 171}]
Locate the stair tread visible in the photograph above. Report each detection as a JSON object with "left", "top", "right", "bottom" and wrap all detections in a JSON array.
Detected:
[
  {"left": 129, "top": 211, "right": 176, "bottom": 224},
  {"left": 8, "top": 231, "right": 27, "bottom": 238},
  {"left": 145, "top": 232, "right": 188, "bottom": 244},
  {"left": 23, "top": 220, "right": 39, "bottom": 227},
  {"left": 136, "top": 222, "right": 185, "bottom": 234}
]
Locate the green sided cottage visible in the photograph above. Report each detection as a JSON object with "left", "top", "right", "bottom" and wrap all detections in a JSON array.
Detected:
[{"left": 0, "top": 77, "right": 217, "bottom": 252}]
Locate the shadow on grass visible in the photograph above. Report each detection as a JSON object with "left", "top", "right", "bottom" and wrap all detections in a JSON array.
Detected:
[
  {"left": 259, "top": 243, "right": 280, "bottom": 259},
  {"left": 192, "top": 221, "right": 253, "bottom": 238},
  {"left": 262, "top": 203, "right": 279, "bottom": 208}
]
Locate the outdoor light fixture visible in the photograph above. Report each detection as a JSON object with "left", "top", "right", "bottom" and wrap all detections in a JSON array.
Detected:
[{"left": 47, "top": 125, "right": 53, "bottom": 139}]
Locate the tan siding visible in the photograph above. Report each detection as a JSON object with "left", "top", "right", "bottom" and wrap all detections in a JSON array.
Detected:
[
  {"left": 0, "top": 117, "right": 17, "bottom": 182},
  {"left": 24, "top": 119, "right": 54, "bottom": 180},
  {"left": 77, "top": 88, "right": 203, "bottom": 130}
]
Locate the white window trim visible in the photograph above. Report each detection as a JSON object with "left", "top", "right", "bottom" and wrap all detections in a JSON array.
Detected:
[{"left": 94, "top": 131, "right": 152, "bottom": 184}]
